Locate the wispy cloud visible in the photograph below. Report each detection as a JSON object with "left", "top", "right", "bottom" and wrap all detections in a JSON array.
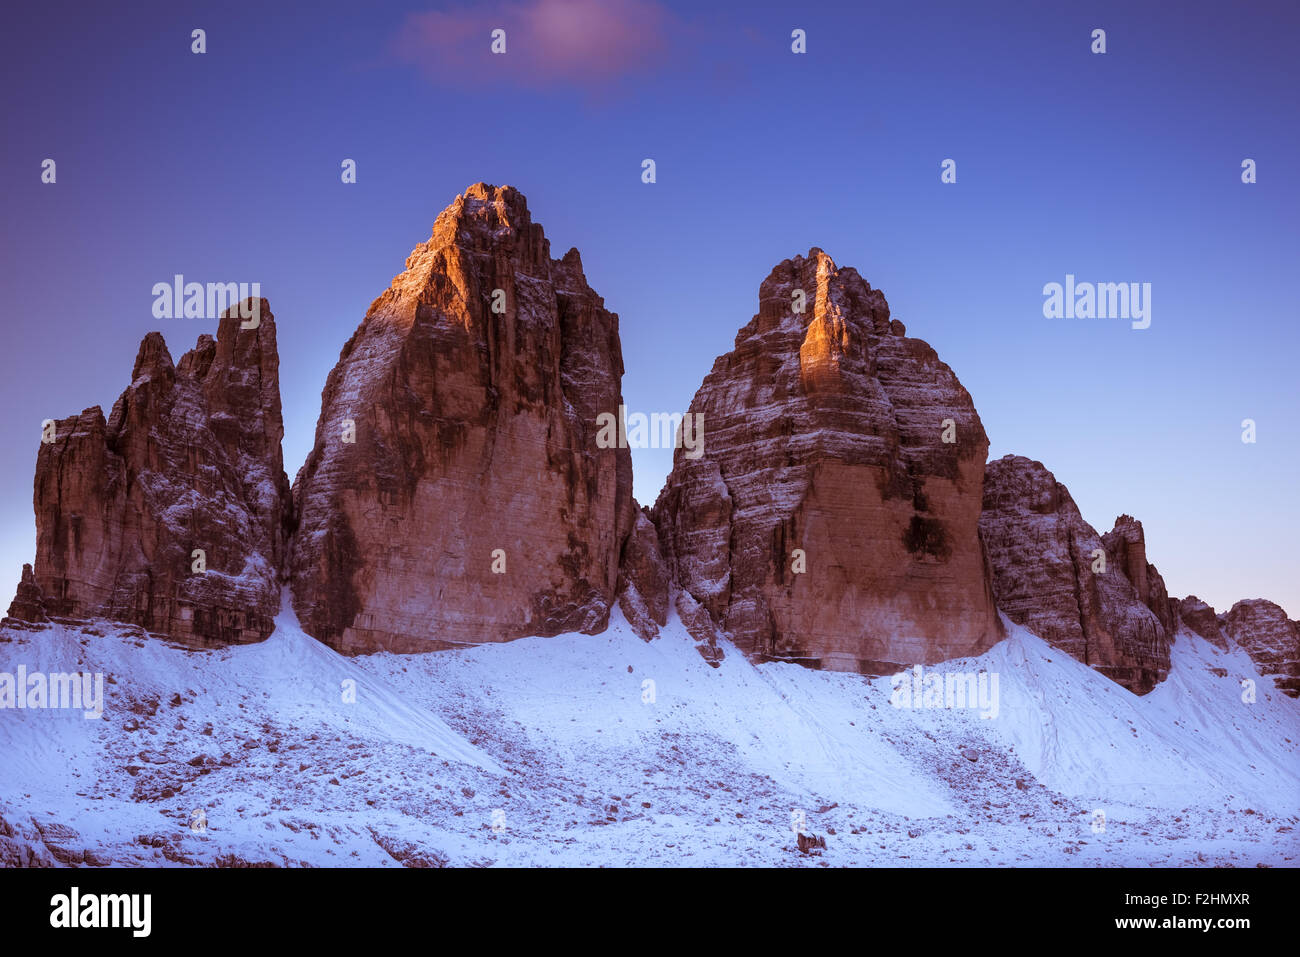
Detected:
[{"left": 395, "top": 0, "right": 674, "bottom": 89}]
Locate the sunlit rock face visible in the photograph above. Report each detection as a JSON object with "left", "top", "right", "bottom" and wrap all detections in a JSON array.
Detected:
[
  {"left": 653, "top": 249, "right": 1004, "bottom": 674},
  {"left": 289, "top": 184, "right": 635, "bottom": 653}
]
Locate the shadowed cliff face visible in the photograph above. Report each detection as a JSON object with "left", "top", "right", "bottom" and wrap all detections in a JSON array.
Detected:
[
  {"left": 979, "top": 455, "right": 1171, "bottom": 694},
  {"left": 1177, "top": 596, "right": 1230, "bottom": 651},
  {"left": 653, "top": 249, "right": 1004, "bottom": 674},
  {"left": 288, "top": 183, "right": 636, "bottom": 653},
  {"left": 22, "top": 300, "right": 290, "bottom": 646}
]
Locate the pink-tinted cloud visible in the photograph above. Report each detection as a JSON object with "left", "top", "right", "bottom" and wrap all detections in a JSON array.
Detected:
[{"left": 395, "top": 0, "right": 673, "bottom": 88}]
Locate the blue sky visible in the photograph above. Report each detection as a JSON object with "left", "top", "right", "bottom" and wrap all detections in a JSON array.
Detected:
[{"left": 2, "top": 0, "right": 1297, "bottom": 616}]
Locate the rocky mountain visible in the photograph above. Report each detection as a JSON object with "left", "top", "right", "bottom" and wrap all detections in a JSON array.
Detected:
[
  {"left": 10, "top": 300, "right": 290, "bottom": 646},
  {"left": 979, "top": 455, "right": 1171, "bottom": 693},
  {"left": 1176, "top": 596, "right": 1231, "bottom": 651},
  {"left": 1223, "top": 598, "right": 1300, "bottom": 697},
  {"left": 652, "top": 249, "right": 1003, "bottom": 673},
  {"left": 1101, "top": 514, "right": 1179, "bottom": 635},
  {"left": 287, "top": 184, "right": 637, "bottom": 653},
  {"left": 6, "top": 185, "right": 1291, "bottom": 700}
]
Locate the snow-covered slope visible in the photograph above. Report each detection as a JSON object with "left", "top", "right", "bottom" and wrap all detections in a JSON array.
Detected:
[
  {"left": 1, "top": 608, "right": 1296, "bottom": 867},
  {"left": 966, "top": 620, "right": 1299, "bottom": 811}
]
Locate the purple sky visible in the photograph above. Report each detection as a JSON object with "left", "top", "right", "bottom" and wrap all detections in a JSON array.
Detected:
[{"left": 1, "top": 0, "right": 1297, "bottom": 618}]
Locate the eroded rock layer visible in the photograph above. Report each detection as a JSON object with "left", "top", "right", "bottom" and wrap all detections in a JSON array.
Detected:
[
  {"left": 23, "top": 301, "right": 289, "bottom": 646},
  {"left": 1224, "top": 598, "right": 1300, "bottom": 697},
  {"left": 1177, "top": 596, "right": 1230, "bottom": 651},
  {"left": 979, "top": 455, "right": 1170, "bottom": 693},
  {"left": 652, "top": 249, "right": 1004, "bottom": 673}
]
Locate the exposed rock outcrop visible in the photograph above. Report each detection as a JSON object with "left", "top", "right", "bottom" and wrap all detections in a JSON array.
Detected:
[
  {"left": 1177, "top": 596, "right": 1230, "bottom": 651},
  {"left": 673, "top": 590, "right": 725, "bottom": 667},
  {"left": 24, "top": 300, "right": 290, "bottom": 646},
  {"left": 979, "top": 455, "right": 1170, "bottom": 693},
  {"left": 1102, "top": 515, "right": 1178, "bottom": 636},
  {"left": 1224, "top": 598, "right": 1300, "bottom": 697},
  {"left": 4, "top": 564, "right": 49, "bottom": 628},
  {"left": 288, "top": 184, "right": 636, "bottom": 653},
  {"left": 616, "top": 506, "right": 670, "bottom": 641},
  {"left": 652, "top": 249, "right": 1003, "bottom": 673}
]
